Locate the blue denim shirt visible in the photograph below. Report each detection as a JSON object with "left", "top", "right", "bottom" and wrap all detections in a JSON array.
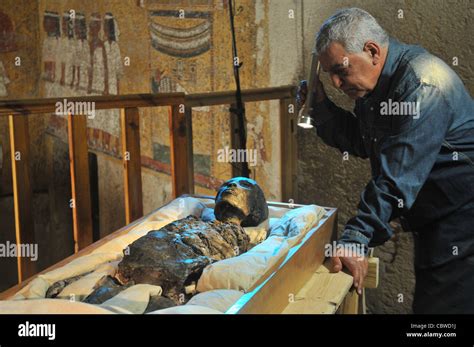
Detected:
[{"left": 312, "top": 38, "right": 474, "bottom": 267}]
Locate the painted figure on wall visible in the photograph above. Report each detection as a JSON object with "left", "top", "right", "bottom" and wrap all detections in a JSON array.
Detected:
[
  {"left": 41, "top": 10, "right": 122, "bottom": 99},
  {"left": 151, "top": 68, "right": 172, "bottom": 93},
  {"left": 0, "top": 11, "right": 18, "bottom": 53},
  {"left": 59, "top": 12, "right": 74, "bottom": 91},
  {"left": 42, "top": 11, "right": 61, "bottom": 97},
  {"left": 104, "top": 13, "right": 122, "bottom": 95},
  {"left": 73, "top": 13, "right": 89, "bottom": 94},
  {"left": 88, "top": 13, "right": 107, "bottom": 95}
]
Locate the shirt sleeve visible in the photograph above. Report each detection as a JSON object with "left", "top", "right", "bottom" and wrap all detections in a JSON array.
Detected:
[
  {"left": 338, "top": 83, "right": 453, "bottom": 253},
  {"left": 311, "top": 97, "right": 368, "bottom": 159}
]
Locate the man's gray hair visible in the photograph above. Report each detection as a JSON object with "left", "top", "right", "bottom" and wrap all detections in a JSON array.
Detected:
[{"left": 315, "top": 8, "right": 389, "bottom": 55}]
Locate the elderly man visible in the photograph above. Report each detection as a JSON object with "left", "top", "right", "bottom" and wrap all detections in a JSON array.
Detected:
[{"left": 298, "top": 8, "right": 474, "bottom": 313}]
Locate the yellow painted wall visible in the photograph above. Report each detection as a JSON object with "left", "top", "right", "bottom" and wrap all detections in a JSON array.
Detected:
[{"left": 0, "top": 0, "right": 279, "bottom": 259}]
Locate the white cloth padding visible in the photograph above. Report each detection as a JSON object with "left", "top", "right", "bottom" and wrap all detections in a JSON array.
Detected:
[
  {"left": 147, "top": 305, "right": 223, "bottom": 314},
  {"left": 196, "top": 205, "right": 326, "bottom": 292},
  {"left": 268, "top": 217, "right": 280, "bottom": 229},
  {"left": 11, "top": 197, "right": 207, "bottom": 300},
  {"left": 100, "top": 284, "right": 163, "bottom": 314},
  {"left": 5, "top": 196, "right": 324, "bottom": 315},
  {"left": 268, "top": 205, "right": 326, "bottom": 238},
  {"left": 0, "top": 299, "right": 114, "bottom": 314},
  {"left": 12, "top": 253, "right": 123, "bottom": 300},
  {"left": 56, "top": 262, "right": 118, "bottom": 301},
  {"left": 186, "top": 289, "right": 243, "bottom": 312}
]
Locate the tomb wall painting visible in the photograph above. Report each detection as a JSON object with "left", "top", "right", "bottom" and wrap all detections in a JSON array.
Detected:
[
  {"left": 147, "top": 4, "right": 219, "bottom": 197},
  {"left": 146, "top": 0, "right": 278, "bottom": 201},
  {"left": 1, "top": 0, "right": 276, "bottom": 244},
  {"left": 0, "top": 0, "right": 48, "bottom": 292},
  {"left": 0, "top": 1, "right": 44, "bottom": 199},
  {"left": 40, "top": 8, "right": 124, "bottom": 138},
  {"left": 37, "top": 0, "right": 276, "bottom": 207},
  {"left": 0, "top": 0, "right": 282, "bottom": 294}
]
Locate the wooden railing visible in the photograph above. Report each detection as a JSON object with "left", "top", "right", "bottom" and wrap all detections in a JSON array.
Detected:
[{"left": 0, "top": 85, "right": 298, "bottom": 285}]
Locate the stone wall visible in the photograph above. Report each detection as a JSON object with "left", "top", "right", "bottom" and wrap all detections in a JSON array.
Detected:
[{"left": 295, "top": 0, "right": 473, "bottom": 313}]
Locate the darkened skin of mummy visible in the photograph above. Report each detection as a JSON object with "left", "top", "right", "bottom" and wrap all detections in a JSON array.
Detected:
[{"left": 83, "top": 177, "right": 269, "bottom": 306}]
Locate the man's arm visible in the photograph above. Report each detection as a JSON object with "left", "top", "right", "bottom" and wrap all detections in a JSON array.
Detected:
[
  {"left": 332, "top": 83, "right": 452, "bottom": 292},
  {"left": 339, "top": 83, "right": 453, "bottom": 251},
  {"left": 312, "top": 97, "right": 368, "bottom": 159},
  {"left": 297, "top": 79, "right": 367, "bottom": 158}
]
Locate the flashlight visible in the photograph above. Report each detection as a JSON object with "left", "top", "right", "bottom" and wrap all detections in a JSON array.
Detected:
[{"left": 297, "top": 50, "right": 321, "bottom": 129}]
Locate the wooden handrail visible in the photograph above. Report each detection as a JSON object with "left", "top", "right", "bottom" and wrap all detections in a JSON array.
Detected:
[
  {"left": 0, "top": 85, "right": 298, "bottom": 287},
  {"left": 0, "top": 92, "right": 186, "bottom": 116},
  {"left": 0, "top": 86, "right": 296, "bottom": 116},
  {"left": 185, "top": 85, "right": 296, "bottom": 107}
]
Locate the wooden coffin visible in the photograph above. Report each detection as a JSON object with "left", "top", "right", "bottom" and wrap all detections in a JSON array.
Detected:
[{"left": 0, "top": 198, "right": 338, "bottom": 314}]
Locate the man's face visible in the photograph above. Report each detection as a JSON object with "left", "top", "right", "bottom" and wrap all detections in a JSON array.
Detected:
[{"left": 319, "top": 41, "right": 385, "bottom": 100}]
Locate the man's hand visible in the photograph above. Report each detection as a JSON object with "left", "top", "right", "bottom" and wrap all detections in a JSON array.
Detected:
[
  {"left": 296, "top": 80, "right": 308, "bottom": 111},
  {"left": 296, "top": 76, "right": 326, "bottom": 112},
  {"left": 330, "top": 249, "right": 368, "bottom": 295}
]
